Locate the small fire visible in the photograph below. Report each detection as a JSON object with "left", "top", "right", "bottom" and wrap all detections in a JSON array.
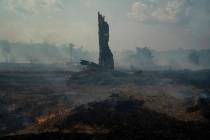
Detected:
[{"left": 36, "top": 107, "right": 67, "bottom": 125}]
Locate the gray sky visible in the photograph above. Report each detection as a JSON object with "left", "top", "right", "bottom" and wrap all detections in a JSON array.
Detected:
[{"left": 0, "top": 0, "right": 209, "bottom": 51}]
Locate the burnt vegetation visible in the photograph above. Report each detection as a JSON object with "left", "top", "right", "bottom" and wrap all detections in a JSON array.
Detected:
[
  {"left": 0, "top": 13, "right": 210, "bottom": 140},
  {"left": 2, "top": 97, "right": 210, "bottom": 140}
]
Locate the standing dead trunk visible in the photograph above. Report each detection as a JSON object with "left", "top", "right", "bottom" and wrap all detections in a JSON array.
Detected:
[{"left": 98, "top": 12, "right": 114, "bottom": 70}]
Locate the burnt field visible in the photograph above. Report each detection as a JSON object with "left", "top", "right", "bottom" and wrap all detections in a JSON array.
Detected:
[{"left": 0, "top": 69, "right": 210, "bottom": 139}]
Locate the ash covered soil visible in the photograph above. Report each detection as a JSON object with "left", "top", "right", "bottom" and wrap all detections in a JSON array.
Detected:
[{"left": 1, "top": 70, "right": 210, "bottom": 139}]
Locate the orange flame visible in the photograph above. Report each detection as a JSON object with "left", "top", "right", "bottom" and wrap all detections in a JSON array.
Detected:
[{"left": 36, "top": 107, "right": 66, "bottom": 125}]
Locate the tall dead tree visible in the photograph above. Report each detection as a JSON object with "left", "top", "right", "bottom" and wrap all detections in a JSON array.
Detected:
[{"left": 98, "top": 12, "right": 114, "bottom": 70}]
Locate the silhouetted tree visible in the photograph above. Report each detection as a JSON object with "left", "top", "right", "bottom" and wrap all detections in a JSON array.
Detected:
[
  {"left": 69, "top": 43, "right": 74, "bottom": 62},
  {"left": 188, "top": 50, "right": 200, "bottom": 65},
  {"left": 0, "top": 40, "right": 11, "bottom": 63},
  {"left": 135, "top": 47, "right": 154, "bottom": 67}
]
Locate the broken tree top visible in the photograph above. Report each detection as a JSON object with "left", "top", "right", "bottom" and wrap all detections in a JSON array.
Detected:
[{"left": 98, "top": 12, "right": 114, "bottom": 70}]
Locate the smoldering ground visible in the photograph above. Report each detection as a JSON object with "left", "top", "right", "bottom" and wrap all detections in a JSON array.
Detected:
[
  {"left": 0, "top": 68, "right": 210, "bottom": 136},
  {"left": 0, "top": 40, "right": 210, "bottom": 139}
]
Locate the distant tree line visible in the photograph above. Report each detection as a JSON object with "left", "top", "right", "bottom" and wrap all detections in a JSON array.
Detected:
[
  {"left": 0, "top": 40, "right": 96, "bottom": 64},
  {"left": 0, "top": 40, "right": 210, "bottom": 70}
]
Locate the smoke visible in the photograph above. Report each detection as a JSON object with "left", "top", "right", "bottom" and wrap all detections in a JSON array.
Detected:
[
  {"left": 0, "top": 40, "right": 97, "bottom": 64},
  {"left": 115, "top": 47, "right": 210, "bottom": 71},
  {"left": 0, "top": 40, "right": 209, "bottom": 71}
]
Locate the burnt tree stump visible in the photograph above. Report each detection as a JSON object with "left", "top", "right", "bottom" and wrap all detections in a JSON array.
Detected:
[{"left": 98, "top": 12, "right": 114, "bottom": 70}]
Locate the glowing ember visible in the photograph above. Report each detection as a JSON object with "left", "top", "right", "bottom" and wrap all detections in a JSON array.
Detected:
[{"left": 36, "top": 107, "right": 67, "bottom": 125}]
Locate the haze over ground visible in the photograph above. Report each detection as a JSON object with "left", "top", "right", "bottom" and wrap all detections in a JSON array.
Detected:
[{"left": 0, "top": 0, "right": 209, "bottom": 51}]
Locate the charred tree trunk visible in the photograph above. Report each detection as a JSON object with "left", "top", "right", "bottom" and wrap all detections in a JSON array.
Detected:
[{"left": 98, "top": 12, "right": 114, "bottom": 70}]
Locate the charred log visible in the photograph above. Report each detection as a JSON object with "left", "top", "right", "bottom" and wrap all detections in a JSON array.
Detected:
[{"left": 80, "top": 60, "right": 100, "bottom": 71}]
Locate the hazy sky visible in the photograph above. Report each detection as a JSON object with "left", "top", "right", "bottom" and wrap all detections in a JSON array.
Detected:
[{"left": 0, "top": 0, "right": 209, "bottom": 51}]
